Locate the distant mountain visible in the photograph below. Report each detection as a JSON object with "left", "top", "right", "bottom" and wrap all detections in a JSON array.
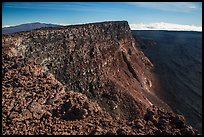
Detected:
[{"left": 2, "top": 22, "right": 62, "bottom": 34}]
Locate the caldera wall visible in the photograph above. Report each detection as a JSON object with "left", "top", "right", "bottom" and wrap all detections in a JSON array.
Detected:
[{"left": 3, "top": 21, "right": 159, "bottom": 120}]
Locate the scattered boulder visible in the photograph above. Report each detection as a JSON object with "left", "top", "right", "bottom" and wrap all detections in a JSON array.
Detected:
[
  {"left": 116, "top": 128, "right": 128, "bottom": 135},
  {"left": 171, "top": 115, "right": 185, "bottom": 128}
]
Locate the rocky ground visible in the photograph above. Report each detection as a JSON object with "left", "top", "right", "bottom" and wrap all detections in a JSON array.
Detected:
[
  {"left": 2, "top": 53, "right": 198, "bottom": 135},
  {"left": 2, "top": 21, "right": 199, "bottom": 135}
]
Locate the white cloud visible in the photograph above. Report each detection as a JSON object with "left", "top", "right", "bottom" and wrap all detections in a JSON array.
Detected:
[
  {"left": 189, "top": 6, "right": 197, "bottom": 9},
  {"left": 56, "top": 22, "right": 100, "bottom": 26},
  {"left": 3, "top": 2, "right": 117, "bottom": 13},
  {"left": 53, "top": 23, "right": 70, "bottom": 26},
  {"left": 129, "top": 22, "right": 202, "bottom": 32},
  {"left": 127, "top": 2, "right": 201, "bottom": 12},
  {"left": 2, "top": 25, "right": 12, "bottom": 28}
]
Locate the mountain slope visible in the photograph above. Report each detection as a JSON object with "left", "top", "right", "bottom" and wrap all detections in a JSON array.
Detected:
[
  {"left": 2, "top": 21, "right": 199, "bottom": 135},
  {"left": 131, "top": 30, "right": 202, "bottom": 133},
  {"left": 2, "top": 22, "right": 61, "bottom": 34}
]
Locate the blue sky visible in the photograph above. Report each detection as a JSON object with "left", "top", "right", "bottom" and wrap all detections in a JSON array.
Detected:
[{"left": 2, "top": 2, "right": 202, "bottom": 27}]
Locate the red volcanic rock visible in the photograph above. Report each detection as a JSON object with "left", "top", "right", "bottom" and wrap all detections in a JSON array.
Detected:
[
  {"left": 171, "top": 115, "right": 185, "bottom": 128},
  {"left": 3, "top": 21, "right": 154, "bottom": 121},
  {"left": 2, "top": 21, "right": 198, "bottom": 135}
]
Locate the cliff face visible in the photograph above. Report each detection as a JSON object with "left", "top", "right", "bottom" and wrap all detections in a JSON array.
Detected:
[
  {"left": 131, "top": 30, "right": 202, "bottom": 133},
  {"left": 2, "top": 21, "right": 198, "bottom": 135},
  {"left": 3, "top": 21, "right": 155, "bottom": 120}
]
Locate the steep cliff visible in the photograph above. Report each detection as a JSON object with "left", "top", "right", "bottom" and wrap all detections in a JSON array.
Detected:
[
  {"left": 3, "top": 21, "right": 155, "bottom": 119},
  {"left": 2, "top": 21, "right": 198, "bottom": 135}
]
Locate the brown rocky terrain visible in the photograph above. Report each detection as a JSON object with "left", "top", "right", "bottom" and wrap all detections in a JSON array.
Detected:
[{"left": 2, "top": 21, "right": 199, "bottom": 135}]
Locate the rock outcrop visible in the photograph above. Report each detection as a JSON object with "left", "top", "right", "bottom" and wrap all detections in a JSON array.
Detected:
[
  {"left": 2, "top": 53, "right": 198, "bottom": 135},
  {"left": 2, "top": 21, "right": 198, "bottom": 135},
  {"left": 2, "top": 21, "right": 154, "bottom": 119}
]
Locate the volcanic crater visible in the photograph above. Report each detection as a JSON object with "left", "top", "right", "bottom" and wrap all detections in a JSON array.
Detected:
[{"left": 2, "top": 21, "right": 199, "bottom": 135}]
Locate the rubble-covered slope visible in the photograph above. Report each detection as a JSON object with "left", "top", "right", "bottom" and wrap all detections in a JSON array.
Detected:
[
  {"left": 2, "top": 21, "right": 156, "bottom": 120},
  {"left": 2, "top": 21, "right": 199, "bottom": 135},
  {"left": 2, "top": 53, "right": 198, "bottom": 135}
]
